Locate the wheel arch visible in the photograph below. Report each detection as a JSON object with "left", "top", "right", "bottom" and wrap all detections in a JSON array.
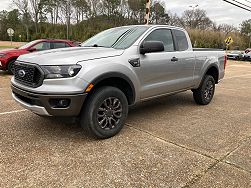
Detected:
[
  {"left": 204, "top": 65, "right": 219, "bottom": 84},
  {"left": 88, "top": 72, "right": 136, "bottom": 105}
]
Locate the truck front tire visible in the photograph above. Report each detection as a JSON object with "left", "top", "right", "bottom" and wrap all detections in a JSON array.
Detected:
[
  {"left": 193, "top": 75, "right": 215, "bottom": 105},
  {"left": 80, "top": 86, "right": 128, "bottom": 139}
]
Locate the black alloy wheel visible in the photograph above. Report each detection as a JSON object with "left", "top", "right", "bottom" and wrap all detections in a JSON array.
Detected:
[
  {"left": 81, "top": 86, "right": 128, "bottom": 139},
  {"left": 193, "top": 75, "right": 216, "bottom": 105},
  {"left": 97, "top": 97, "right": 123, "bottom": 130}
]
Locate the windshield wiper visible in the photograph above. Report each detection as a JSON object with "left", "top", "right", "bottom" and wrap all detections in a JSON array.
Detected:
[
  {"left": 111, "top": 28, "right": 135, "bottom": 48},
  {"left": 84, "top": 44, "right": 109, "bottom": 48}
]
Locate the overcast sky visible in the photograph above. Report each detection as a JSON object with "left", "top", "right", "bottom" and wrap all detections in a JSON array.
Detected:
[
  {"left": 0, "top": 0, "right": 250, "bottom": 27},
  {"left": 164, "top": 0, "right": 251, "bottom": 27}
]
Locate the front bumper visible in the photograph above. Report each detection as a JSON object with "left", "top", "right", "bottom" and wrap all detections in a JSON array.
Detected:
[
  {"left": 0, "top": 58, "right": 7, "bottom": 70},
  {"left": 11, "top": 84, "right": 87, "bottom": 116},
  {"left": 227, "top": 56, "right": 239, "bottom": 60},
  {"left": 243, "top": 56, "right": 251, "bottom": 61}
]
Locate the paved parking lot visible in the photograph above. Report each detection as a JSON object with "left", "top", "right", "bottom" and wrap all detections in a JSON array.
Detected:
[{"left": 0, "top": 61, "right": 250, "bottom": 187}]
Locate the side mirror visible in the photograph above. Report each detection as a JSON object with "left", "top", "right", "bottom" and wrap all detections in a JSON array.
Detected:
[
  {"left": 28, "top": 47, "right": 37, "bottom": 52},
  {"left": 140, "top": 41, "right": 164, "bottom": 55}
]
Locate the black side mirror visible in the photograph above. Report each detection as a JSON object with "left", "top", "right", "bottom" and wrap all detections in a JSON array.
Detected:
[
  {"left": 140, "top": 41, "right": 164, "bottom": 55},
  {"left": 28, "top": 47, "right": 37, "bottom": 52}
]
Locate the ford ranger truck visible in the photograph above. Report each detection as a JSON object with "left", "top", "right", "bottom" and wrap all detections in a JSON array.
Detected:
[{"left": 11, "top": 25, "right": 226, "bottom": 139}]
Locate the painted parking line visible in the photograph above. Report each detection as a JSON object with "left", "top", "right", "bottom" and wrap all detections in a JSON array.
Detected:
[{"left": 0, "top": 109, "right": 27, "bottom": 115}]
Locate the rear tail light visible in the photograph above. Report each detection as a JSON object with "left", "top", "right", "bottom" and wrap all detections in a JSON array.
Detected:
[{"left": 224, "top": 54, "right": 227, "bottom": 70}]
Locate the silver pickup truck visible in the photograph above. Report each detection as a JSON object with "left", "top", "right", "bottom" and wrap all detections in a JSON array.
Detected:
[{"left": 11, "top": 25, "right": 226, "bottom": 138}]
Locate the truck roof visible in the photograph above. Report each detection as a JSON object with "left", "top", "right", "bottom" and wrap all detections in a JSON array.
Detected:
[{"left": 115, "top": 24, "right": 186, "bottom": 31}]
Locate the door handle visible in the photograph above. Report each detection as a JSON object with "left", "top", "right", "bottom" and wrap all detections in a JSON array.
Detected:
[{"left": 171, "top": 57, "right": 179, "bottom": 62}]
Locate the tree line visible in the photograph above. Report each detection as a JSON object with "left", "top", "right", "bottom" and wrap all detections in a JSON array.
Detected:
[{"left": 0, "top": 0, "right": 250, "bottom": 49}]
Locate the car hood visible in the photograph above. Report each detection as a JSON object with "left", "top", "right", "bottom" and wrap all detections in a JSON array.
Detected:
[
  {"left": 17, "top": 47, "right": 124, "bottom": 65},
  {"left": 227, "top": 53, "right": 240, "bottom": 56},
  {"left": 0, "top": 48, "right": 22, "bottom": 54}
]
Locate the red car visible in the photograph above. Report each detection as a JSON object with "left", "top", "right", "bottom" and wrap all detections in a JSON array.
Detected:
[{"left": 0, "top": 39, "right": 76, "bottom": 74}]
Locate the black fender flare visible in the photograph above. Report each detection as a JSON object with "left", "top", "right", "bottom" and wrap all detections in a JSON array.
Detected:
[
  {"left": 90, "top": 72, "right": 136, "bottom": 104},
  {"left": 201, "top": 64, "right": 219, "bottom": 84}
]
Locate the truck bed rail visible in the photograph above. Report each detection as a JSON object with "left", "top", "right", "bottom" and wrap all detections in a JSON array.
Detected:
[{"left": 193, "top": 48, "right": 224, "bottom": 51}]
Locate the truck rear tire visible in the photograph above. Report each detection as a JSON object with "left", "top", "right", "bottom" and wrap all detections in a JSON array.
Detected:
[
  {"left": 80, "top": 86, "right": 128, "bottom": 139},
  {"left": 193, "top": 75, "right": 215, "bottom": 105}
]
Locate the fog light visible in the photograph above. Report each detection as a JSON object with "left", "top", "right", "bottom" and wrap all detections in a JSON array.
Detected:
[
  {"left": 49, "top": 99, "right": 71, "bottom": 108},
  {"left": 59, "top": 99, "right": 70, "bottom": 108}
]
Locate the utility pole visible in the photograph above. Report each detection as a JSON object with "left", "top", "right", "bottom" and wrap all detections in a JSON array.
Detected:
[{"left": 145, "top": 0, "right": 151, "bottom": 25}]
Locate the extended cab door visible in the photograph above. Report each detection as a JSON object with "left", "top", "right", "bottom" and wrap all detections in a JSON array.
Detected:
[{"left": 138, "top": 28, "right": 195, "bottom": 99}]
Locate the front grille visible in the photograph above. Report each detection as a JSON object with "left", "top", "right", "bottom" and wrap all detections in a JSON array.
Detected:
[{"left": 14, "top": 62, "right": 44, "bottom": 88}]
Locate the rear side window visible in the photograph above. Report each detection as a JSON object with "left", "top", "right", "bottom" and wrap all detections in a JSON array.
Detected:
[
  {"left": 174, "top": 30, "right": 189, "bottom": 51},
  {"left": 144, "top": 29, "right": 174, "bottom": 52},
  {"left": 53, "top": 42, "right": 70, "bottom": 49}
]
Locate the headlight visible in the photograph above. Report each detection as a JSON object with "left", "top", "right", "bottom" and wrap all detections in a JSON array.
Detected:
[
  {"left": 41, "top": 65, "right": 82, "bottom": 79},
  {"left": 0, "top": 53, "right": 6, "bottom": 58}
]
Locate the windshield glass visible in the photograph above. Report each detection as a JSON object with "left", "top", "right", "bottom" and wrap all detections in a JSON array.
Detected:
[
  {"left": 230, "top": 51, "right": 241, "bottom": 54},
  {"left": 18, "top": 40, "right": 40, "bottom": 49},
  {"left": 82, "top": 26, "right": 149, "bottom": 49}
]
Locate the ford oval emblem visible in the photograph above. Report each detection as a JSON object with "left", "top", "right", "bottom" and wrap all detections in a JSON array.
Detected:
[{"left": 18, "top": 70, "right": 26, "bottom": 78}]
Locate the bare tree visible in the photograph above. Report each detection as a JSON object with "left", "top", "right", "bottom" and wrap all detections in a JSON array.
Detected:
[
  {"left": 59, "top": 0, "right": 73, "bottom": 39},
  {"left": 151, "top": 1, "right": 166, "bottom": 24},
  {"left": 72, "top": 0, "right": 90, "bottom": 23},
  {"left": 103, "top": 0, "right": 120, "bottom": 18},
  {"left": 128, "top": 0, "right": 145, "bottom": 23},
  {"left": 43, "top": 0, "right": 61, "bottom": 24},
  {"left": 181, "top": 9, "right": 213, "bottom": 30},
  {"left": 85, "top": 0, "right": 103, "bottom": 17},
  {"left": 29, "top": 0, "right": 39, "bottom": 33},
  {"left": 218, "top": 24, "right": 237, "bottom": 34},
  {"left": 12, "top": 0, "right": 30, "bottom": 40}
]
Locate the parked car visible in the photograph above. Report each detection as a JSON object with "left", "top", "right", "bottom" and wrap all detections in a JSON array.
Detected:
[
  {"left": 244, "top": 48, "right": 251, "bottom": 54},
  {"left": 0, "top": 39, "right": 76, "bottom": 74},
  {"left": 243, "top": 51, "right": 251, "bottom": 61},
  {"left": 73, "top": 41, "right": 82, "bottom": 47},
  {"left": 11, "top": 25, "right": 226, "bottom": 139},
  {"left": 227, "top": 51, "right": 243, "bottom": 60}
]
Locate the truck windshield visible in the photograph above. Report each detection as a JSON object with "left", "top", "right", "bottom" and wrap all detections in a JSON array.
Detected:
[{"left": 82, "top": 26, "right": 149, "bottom": 49}]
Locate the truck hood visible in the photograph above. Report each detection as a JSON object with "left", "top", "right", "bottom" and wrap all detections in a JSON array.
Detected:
[{"left": 17, "top": 47, "right": 124, "bottom": 65}]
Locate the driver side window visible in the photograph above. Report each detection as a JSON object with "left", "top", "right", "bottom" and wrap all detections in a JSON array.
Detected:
[
  {"left": 144, "top": 29, "right": 174, "bottom": 52},
  {"left": 32, "top": 42, "right": 51, "bottom": 51}
]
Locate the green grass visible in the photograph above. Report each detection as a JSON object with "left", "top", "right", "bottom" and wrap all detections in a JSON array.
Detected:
[{"left": 0, "top": 46, "right": 14, "bottom": 49}]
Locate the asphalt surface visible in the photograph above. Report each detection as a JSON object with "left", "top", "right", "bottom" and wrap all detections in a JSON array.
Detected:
[{"left": 0, "top": 61, "right": 250, "bottom": 187}]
